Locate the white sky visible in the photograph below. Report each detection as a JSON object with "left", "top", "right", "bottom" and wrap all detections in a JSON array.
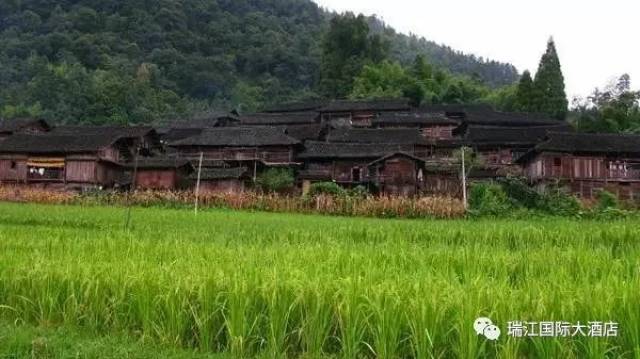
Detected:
[{"left": 313, "top": 0, "right": 639, "bottom": 100}]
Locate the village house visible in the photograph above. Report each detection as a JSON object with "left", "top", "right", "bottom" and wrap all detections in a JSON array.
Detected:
[
  {"left": 297, "top": 141, "right": 427, "bottom": 195},
  {"left": 168, "top": 127, "right": 300, "bottom": 181},
  {"left": 2, "top": 100, "right": 640, "bottom": 201},
  {"left": 0, "top": 133, "right": 128, "bottom": 190},
  {"left": 319, "top": 99, "right": 411, "bottom": 128},
  {"left": 517, "top": 132, "right": 640, "bottom": 200}
]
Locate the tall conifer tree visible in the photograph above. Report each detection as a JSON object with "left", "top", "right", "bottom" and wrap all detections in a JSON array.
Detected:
[
  {"left": 533, "top": 38, "right": 568, "bottom": 120},
  {"left": 515, "top": 70, "right": 535, "bottom": 112}
]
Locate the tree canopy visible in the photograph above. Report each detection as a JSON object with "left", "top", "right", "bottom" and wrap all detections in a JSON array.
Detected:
[{"left": 0, "top": 0, "right": 519, "bottom": 124}]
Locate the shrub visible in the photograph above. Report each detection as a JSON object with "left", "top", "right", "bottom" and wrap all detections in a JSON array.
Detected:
[
  {"left": 255, "top": 168, "right": 294, "bottom": 193},
  {"left": 499, "top": 176, "right": 542, "bottom": 208},
  {"left": 307, "top": 182, "right": 346, "bottom": 197},
  {"left": 468, "top": 182, "right": 511, "bottom": 215},
  {"left": 539, "top": 186, "right": 582, "bottom": 216},
  {"left": 596, "top": 190, "right": 618, "bottom": 210}
]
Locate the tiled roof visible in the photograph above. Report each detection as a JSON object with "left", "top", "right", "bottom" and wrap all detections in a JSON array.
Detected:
[
  {"left": 460, "top": 125, "right": 574, "bottom": 147},
  {"left": 298, "top": 141, "right": 418, "bottom": 159},
  {"left": 373, "top": 112, "right": 459, "bottom": 126},
  {"left": 326, "top": 128, "right": 429, "bottom": 145},
  {"left": 0, "top": 118, "right": 50, "bottom": 133},
  {"left": 170, "top": 127, "right": 300, "bottom": 147},
  {"left": 239, "top": 112, "right": 319, "bottom": 125},
  {"left": 320, "top": 98, "right": 411, "bottom": 113},
  {"left": 0, "top": 133, "right": 122, "bottom": 154}
]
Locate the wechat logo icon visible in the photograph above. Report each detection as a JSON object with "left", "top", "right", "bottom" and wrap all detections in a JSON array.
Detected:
[{"left": 474, "top": 317, "right": 501, "bottom": 341}]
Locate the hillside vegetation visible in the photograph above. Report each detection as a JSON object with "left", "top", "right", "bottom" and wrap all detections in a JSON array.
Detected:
[{"left": 0, "top": 0, "right": 518, "bottom": 123}]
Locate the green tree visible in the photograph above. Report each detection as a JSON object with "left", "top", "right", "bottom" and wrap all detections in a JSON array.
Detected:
[
  {"left": 320, "top": 13, "right": 388, "bottom": 98},
  {"left": 573, "top": 74, "right": 640, "bottom": 133},
  {"left": 532, "top": 38, "right": 568, "bottom": 120},
  {"left": 515, "top": 70, "right": 535, "bottom": 112},
  {"left": 256, "top": 168, "right": 295, "bottom": 193}
]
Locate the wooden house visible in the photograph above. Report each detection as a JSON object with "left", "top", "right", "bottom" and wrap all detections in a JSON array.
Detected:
[
  {"left": 319, "top": 99, "right": 411, "bottom": 128},
  {"left": 517, "top": 132, "right": 640, "bottom": 200},
  {"left": 0, "top": 133, "right": 129, "bottom": 190},
  {"left": 367, "top": 153, "right": 426, "bottom": 196},
  {"left": 456, "top": 124, "right": 573, "bottom": 168},
  {"left": 169, "top": 127, "right": 300, "bottom": 183},
  {"left": 130, "top": 158, "right": 194, "bottom": 190},
  {"left": 372, "top": 112, "right": 461, "bottom": 141},
  {"left": 297, "top": 140, "right": 428, "bottom": 192}
]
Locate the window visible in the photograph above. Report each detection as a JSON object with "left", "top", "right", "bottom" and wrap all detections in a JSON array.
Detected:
[
  {"left": 553, "top": 158, "right": 561, "bottom": 166},
  {"left": 10, "top": 161, "right": 16, "bottom": 169}
]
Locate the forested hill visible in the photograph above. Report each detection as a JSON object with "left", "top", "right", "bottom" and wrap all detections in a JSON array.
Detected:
[{"left": 0, "top": 0, "right": 518, "bottom": 124}]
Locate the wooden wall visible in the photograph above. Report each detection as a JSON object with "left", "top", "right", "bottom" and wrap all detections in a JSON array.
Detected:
[
  {"left": 135, "top": 170, "right": 177, "bottom": 190},
  {"left": 65, "top": 161, "right": 97, "bottom": 184},
  {"left": 0, "top": 158, "right": 27, "bottom": 182}
]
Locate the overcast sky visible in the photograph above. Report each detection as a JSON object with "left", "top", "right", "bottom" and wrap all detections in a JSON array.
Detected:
[{"left": 313, "top": 0, "right": 639, "bottom": 100}]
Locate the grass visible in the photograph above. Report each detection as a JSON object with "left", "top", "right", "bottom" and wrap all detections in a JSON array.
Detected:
[
  {"left": 0, "top": 202, "right": 639, "bottom": 358},
  {"left": 0, "top": 320, "right": 228, "bottom": 359}
]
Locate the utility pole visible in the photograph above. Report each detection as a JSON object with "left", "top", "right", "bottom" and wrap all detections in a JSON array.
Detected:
[
  {"left": 461, "top": 147, "right": 468, "bottom": 210},
  {"left": 194, "top": 152, "right": 203, "bottom": 215},
  {"left": 124, "top": 146, "right": 140, "bottom": 231}
]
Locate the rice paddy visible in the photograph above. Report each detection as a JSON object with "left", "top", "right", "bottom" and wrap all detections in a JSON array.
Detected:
[{"left": 0, "top": 202, "right": 639, "bottom": 358}]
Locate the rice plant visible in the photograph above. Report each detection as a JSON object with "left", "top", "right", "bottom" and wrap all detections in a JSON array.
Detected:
[{"left": 0, "top": 202, "right": 638, "bottom": 357}]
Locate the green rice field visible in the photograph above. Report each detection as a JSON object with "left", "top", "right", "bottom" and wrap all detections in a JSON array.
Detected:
[{"left": 0, "top": 202, "right": 639, "bottom": 358}]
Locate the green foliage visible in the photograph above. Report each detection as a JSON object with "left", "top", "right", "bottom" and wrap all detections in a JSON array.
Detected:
[
  {"left": 350, "top": 56, "right": 493, "bottom": 106},
  {"left": 320, "top": 13, "right": 388, "bottom": 98},
  {"left": 256, "top": 168, "right": 295, "bottom": 193},
  {"left": 515, "top": 70, "right": 535, "bottom": 112},
  {"left": 307, "top": 181, "right": 347, "bottom": 197},
  {"left": 499, "top": 176, "right": 542, "bottom": 208},
  {"left": 573, "top": 74, "right": 640, "bottom": 133},
  {"left": 468, "top": 182, "right": 512, "bottom": 215},
  {"left": 532, "top": 38, "right": 568, "bottom": 120},
  {"left": 0, "top": 1, "right": 519, "bottom": 124},
  {"left": 539, "top": 186, "right": 582, "bottom": 216},
  {"left": 596, "top": 190, "right": 619, "bottom": 210}
]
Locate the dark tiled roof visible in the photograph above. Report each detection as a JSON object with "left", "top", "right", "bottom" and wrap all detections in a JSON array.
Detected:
[
  {"left": 0, "top": 133, "right": 121, "bottom": 154},
  {"left": 167, "top": 111, "right": 238, "bottom": 129},
  {"left": 129, "top": 157, "right": 193, "bottom": 170},
  {"left": 239, "top": 112, "right": 319, "bottom": 125},
  {"left": 463, "top": 111, "right": 561, "bottom": 127},
  {"left": 367, "top": 152, "right": 426, "bottom": 166},
  {"left": 282, "top": 124, "right": 325, "bottom": 141},
  {"left": 191, "top": 167, "right": 248, "bottom": 180},
  {"left": 159, "top": 128, "right": 204, "bottom": 142},
  {"left": 263, "top": 100, "right": 328, "bottom": 113},
  {"left": 536, "top": 132, "right": 640, "bottom": 154},
  {"left": 320, "top": 99, "right": 411, "bottom": 113},
  {"left": 460, "top": 125, "right": 574, "bottom": 147},
  {"left": 170, "top": 127, "right": 300, "bottom": 147},
  {"left": 517, "top": 132, "right": 640, "bottom": 163},
  {"left": 0, "top": 118, "right": 50, "bottom": 133},
  {"left": 326, "top": 128, "right": 429, "bottom": 145},
  {"left": 373, "top": 112, "right": 459, "bottom": 126},
  {"left": 51, "top": 125, "right": 155, "bottom": 138},
  {"left": 298, "top": 141, "right": 417, "bottom": 159}
]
